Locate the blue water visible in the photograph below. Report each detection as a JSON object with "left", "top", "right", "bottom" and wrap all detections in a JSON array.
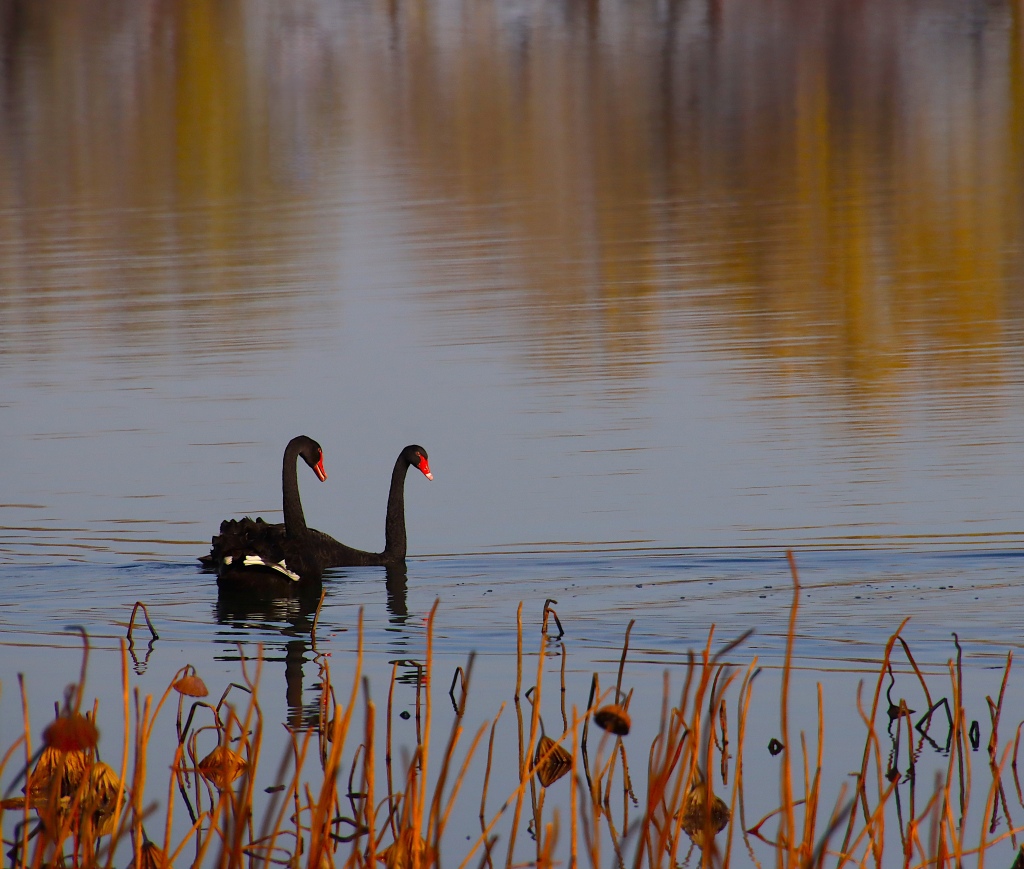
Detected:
[
  {"left": 4, "top": 547, "right": 1021, "bottom": 726},
  {"left": 2, "top": 548, "right": 1021, "bottom": 864}
]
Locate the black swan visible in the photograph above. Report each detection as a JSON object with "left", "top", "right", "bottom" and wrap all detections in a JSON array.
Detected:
[
  {"left": 201, "top": 435, "right": 333, "bottom": 590},
  {"left": 318, "top": 444, "right": 433, "bottom": 568},
  {"left": 201, "top": 438, "right": 432, "bottom": 590}
]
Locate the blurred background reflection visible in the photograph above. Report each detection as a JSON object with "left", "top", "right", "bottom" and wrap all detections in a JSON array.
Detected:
[{"left": 1, "top": 0, "right": 1023, "bottom": 554}]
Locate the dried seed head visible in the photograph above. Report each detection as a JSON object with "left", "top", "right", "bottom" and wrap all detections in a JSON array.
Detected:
[
  {"left": 679, "top": 780, "right": 731, "bottom": 849},
  {"left": 127, "top": 840, "right": 171, "bottom": 869},
  {"left": 83, "top": 767, "right": 121, "bottom": 838},
  {"left": 197, "top": 745, "right": 247, "bottom": 789},
  {"left": 594, "top": 704, "right": 631, "bottom": 736},
  {"left": 85, "top": 761, "right": 121, "bottom": 813},
  {"left": 30, "top": 744, "right": 91, "bottom": 798},
  {"left": 172, "top": 674, "right": 209, "bottom": 697},
  {"left": 28, "top": 747, "right": 64, "bottom": 795},
  {"left": 378, "top": 830, "right": 434, "bottom": 869},
  {"left": 19, "top": 746, "right": 85, "bottom": 811},
  {"left": 43, "top": 713, "right": 99, "bottom": 752},
  {"left": 534, "top": 735, "right": 572, "bottom": 788}
]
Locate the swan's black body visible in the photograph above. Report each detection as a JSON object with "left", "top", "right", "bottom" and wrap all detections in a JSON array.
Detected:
[
  {"left": 202, "top": 435, "right": 332, "bottom": 593},
  {"left": 201, "top": 439, "right": 432, "bottom": 592}
]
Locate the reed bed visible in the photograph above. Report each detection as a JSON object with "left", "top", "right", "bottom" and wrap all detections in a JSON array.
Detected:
[{"left": 2, "top": 555, "right": 1023, "bottom": 868}]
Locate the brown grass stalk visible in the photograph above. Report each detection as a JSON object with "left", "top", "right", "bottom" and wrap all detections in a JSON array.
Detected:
[
  {"left": 7, "top": 596, "right": 1024, "bottom": 869},
  {"left": 478, "top": 702, "right": 505, "bottom": 829},
  {"left": 504, "top": 600, "right": 550, "bottom": 869}
]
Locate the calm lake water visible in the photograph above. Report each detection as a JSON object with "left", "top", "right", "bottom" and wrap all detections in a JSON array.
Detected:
[{"left": 3, "top": 0, "right": 1024, "bottom": 864}]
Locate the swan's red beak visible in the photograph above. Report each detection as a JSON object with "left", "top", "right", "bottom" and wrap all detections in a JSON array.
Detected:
[
  {"left": 315, "top": 458, "right": 327, "bottom": 482},
  {"left": 418, "top": 457, "right": 433, "bottom": 481}
]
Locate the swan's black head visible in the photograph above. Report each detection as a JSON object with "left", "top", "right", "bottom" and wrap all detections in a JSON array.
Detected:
[
  {"left": 402, "top": 445, "right": 432, "bottom": 480},
  {"left": 296, "top": 436, "right": 327, "bottom": 482}
]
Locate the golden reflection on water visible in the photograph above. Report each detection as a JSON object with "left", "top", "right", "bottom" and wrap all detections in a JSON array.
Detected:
[{"left": 0, "top": 0, "right": 1022, "bottom": 411}]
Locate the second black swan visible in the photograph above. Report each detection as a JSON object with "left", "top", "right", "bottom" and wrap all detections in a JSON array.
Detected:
[{"left": 319, "top": 443, "right": 433, "bottom": 568}]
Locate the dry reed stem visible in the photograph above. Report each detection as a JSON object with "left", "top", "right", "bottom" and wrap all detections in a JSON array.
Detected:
[
  {"left": 943, "top": 660, "right": 967, "bottom": 864},
  {"left": 310, "top": 611, "right": 365, "bottom": 869},
  {"left": 427, "top": 645, "right": 472, "bottom": 855},
  {"left": 16, "top": 674, "right": 33, "bottom": 866},
  {"left": 515, "top": 602, "right": 523, "bottom": 701},
  {"left": 159, "top": 742, "right": 183, "bottom": 865},
  {"left": 257, "top": 727, "right": 313, "bottom": 865},
  {"left": 803, "top": 683, "right": 825, "bottom": 861},
  {"left": 222, "top": 654, "right": 265, "bottom": 867},
  {"left": 831, "top": 776, "right": 899, "bottom": 865},
  {"left": 132, "top": 691, "right": 153, "bottom": 869},
  {"left": 505, "top": 600, "right": 550, "bottom": 869},
  {"left": 838, "top": 616, "right": 912, "bottom": 859},
  {"left": 458, "top": 726, "right": 578, "bottom": 869},
  {"left": 989, "top": 652, "right": 1013, "bottom": 761},
  {"left": 7, "top": 599, "right": 1024, "bottom": 869},
  {"left": 312, "top": 590, "right": 327, "bottom": 650},
  {"left": 105, "top": 640, "right": 132, "bottom": 869},
  {"left": 364, "top": 688, "right": 378, "bottom": 868},
  {"left": 478, "top": 703, "right": 505, "bottom": 828},
  {"left": 387, "top": 660, "right": 399, "bottom": 843},
  {"left": 167, "top": 808, "right": 213, "bottom": 865},
  {"left": 127, "top": 602, "right": 159, "bottom": 645},
  {"left": 724, "top": 658, "right": 758, "bottom": 868},
  {"left": 633, "top": 626, "right": 729, "bottom": 869},
  {"left": 512, "top": 600, "right": 525, "bottom": 853},
  {"left": 414, "top": 600, "right": 440, "bottom": 869},
  {"left": 436, "top": 720, "right": 491, "bottom": 841},
  {"left": 615, "top": 621, "right": 635, "bottom": 702},
  {"left": 569, "top": 707, "right": 580, "bottom": 869},
  {"left": 780, "top": 550, "right": 800, "bottom": 863},
  {"left": 671, "top": 633, "right": 734, "bottom": 864}
]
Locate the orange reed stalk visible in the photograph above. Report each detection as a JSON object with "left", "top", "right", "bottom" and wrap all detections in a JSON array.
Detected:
[{"left": 505, "top": 601, "right": 549, "bottom": 869}]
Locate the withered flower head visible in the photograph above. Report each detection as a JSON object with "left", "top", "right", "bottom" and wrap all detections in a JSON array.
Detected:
[
  {"left": 173, "top": 673, "right": 209, "bottom": 697},
  {"left": 198, "top": 745, "right": 247, "bottom": 789},
  {"left": 28, "top": 745, "right": 85, "bottom": 796},
  {"left": 127, "top": 840, "right": 170, "bottom": 869},
  {"left": 378, "top": 830, "right": 434, "bottom": 869},
  {"left": 80, "top": 761, "right": 123, "bottom": 837},
  {"left": 594, "top": 704, "right": 631, "bottom": 736},
  {"left": 534, "top": 735, "right": 572, "bottom": 788},
  {"left": 86, "top": 761, "right": 122, "bottom": 810},
  {"left": 43, "top": 713, "right": 99, "bottom": 753},
  {"left": 679, "top": 780, "right": 731, "bottom": 849}
]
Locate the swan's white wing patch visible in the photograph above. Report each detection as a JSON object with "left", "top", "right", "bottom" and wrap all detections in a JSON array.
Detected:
[{"left": 222, "top": 554, "right": 300, "bottom": 582}]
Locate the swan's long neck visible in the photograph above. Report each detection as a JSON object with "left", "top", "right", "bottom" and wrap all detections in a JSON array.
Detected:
[
  {"left": 383, "top": 456, "right": 411, "bottom": 560},
  {"left": 283, "top": 441, "right": 309, "bottom": 538}
]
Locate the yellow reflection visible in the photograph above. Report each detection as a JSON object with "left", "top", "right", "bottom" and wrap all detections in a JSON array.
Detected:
[{"left": 0, "top": 0, "right": 1020, "bottom": 416}]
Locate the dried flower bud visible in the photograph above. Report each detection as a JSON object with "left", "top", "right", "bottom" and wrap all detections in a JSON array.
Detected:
[
  {"left": 594, "top": 704, "right": 631, "bottom": 736},
  {"left": 534, "top": 736, "right": 572, "bottom": 787},
  {"left": 127, "top": 840, "right": 170, "bottom": 869},
  {"left": 198, "top": 745, "right": 246, "bottom": 789},
  {"left": 28, "top": 745, "right": 88, "bottom": 796},
  {"left": 86, "top": 762, "right": 121, "bottom": 812},
  {"left": 379, "top": 830, "right": 434, "bottom": 869},
  {"left": 42, "top": 713, "right": 98, "bottom": 752},
  {"left": 679, "top": 780, "right": 731, "bottom": 849},
  {"left": 173, "top": 674, "right": 209, "bottom": 697}
]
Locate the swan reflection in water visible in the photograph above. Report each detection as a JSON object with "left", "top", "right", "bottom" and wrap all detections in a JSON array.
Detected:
[
  {"left": 212, "top": 564, "right": 413, "bottom": 729},
  {"left": 213, "top": 585, "right": 325, "bottom": 730}
]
